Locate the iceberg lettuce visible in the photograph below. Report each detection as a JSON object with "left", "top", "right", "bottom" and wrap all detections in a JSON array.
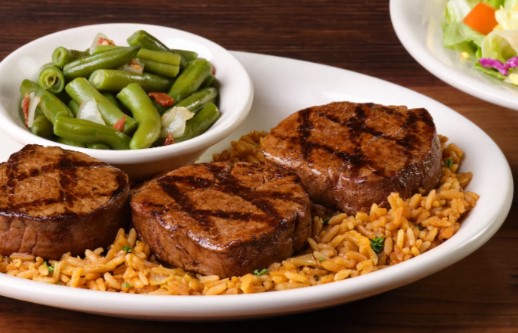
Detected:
[
  {"left": 481, "top": 29, "right": 518, "bottom": 60},
  {"left": 442, "top": 0, "right": 486, "bottom": 55}
]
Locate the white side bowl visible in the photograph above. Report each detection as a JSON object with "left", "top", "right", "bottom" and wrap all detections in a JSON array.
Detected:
[{"left": 0, "top": 23, "right": 253, "bottom": 179}]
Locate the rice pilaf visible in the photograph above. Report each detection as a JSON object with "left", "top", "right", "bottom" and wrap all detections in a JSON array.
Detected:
[{"left": 0, "top": 131, "right": 479, "bottom": 295}]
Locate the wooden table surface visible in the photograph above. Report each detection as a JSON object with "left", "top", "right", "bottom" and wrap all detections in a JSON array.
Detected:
[{"left": 0, "top": 0, "right": 516, "bottom": 332}]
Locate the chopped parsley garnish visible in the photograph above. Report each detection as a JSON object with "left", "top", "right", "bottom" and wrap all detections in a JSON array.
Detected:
[
  {"left": 253, "top": 268, "right": 268, "bottom": 276},
  {"left": 445, "top": 158, "right": 453, "bottom": 168},
  {"left": 44, "top": 261, "right": 54, "bottom": 273},
  {"left": 122, "top": 245, "right": 132, "bottom": 253},
  {"left": 370, "top": 237, "right": 385, "bottom": 254},
  {"left": 122, "top": 282, "right": 132, "bottom": 289}
]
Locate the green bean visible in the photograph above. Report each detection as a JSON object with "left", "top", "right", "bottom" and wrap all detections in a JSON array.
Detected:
[
  {"left": 168, "top": 59, "right": 212, "bottom": 103},
  {"left": 69, "top": 91, "right": 121, "bottom": 117},
  {"left": 127, "top": 30, "right": 167, "bottom": 50},
  {"left": 176, "top": 87, "right": 218, "bottom": 112},
  {"left": 56, "top": 136, "right": 86, "bottom": 148},
  {"left": 86, "top": 142, "right": 111, "bottom": 150},
  {"left": 126, "top": 30, "right": 197, "bottom": 67},
  {"left": 200, "top": 74, "right": 217, "bottom": 89},
  {"left": 54, "top": 116, "right": 131, "bottom": 150},
  {"left": 135, "top": 48, "right": 182, "bottom": 78},
  {"left": 90, "top": 45, "right": 124, "bottom": 54},
  {"left": 68, "top": 100, "right": 79, "bottom": 116},
  {"left": 170, "top": 49, "right": 198, "bottom": 63},
  {"left": 52, "top": 47, "right": 88, "bottom": 68},
  {"left": 89, "top": 69, "right": 173, "bottom": 92},
  {"left": 38, "top": 63, "right": 65, "bottom": 93},
  {"left": 30, "top": 113, "right": 54, "bottom": 139},
  {"left": 20, "top": 79, "right": 73, "bottom": 125},
  {"left": 116, "top": 83, "right": 161, "bottom": 149},
  {"left": 65, "top": 77, "right": 137, "bottom": 134},
  {"left": 175, "top": 102, "right": 220, "bottom": 142},
  {"left": 137, "top": 48, "right": 181, "bottom": 66},
  {"left": 103, "top": 92, "right": 121, "bottom": 107},
  {"left": 139, "top": 59, "right": 180, "bottom": 78},
  {"left": 69, "top": 91, "right": 123, "bottom": 117},
  {"left": 63, "top": 46, "right": 140, "bottom": 79}
]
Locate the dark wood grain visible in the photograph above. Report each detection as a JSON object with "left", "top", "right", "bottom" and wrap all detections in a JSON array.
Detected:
[{"left": 0, "top": 0, "right": 517, "bottom": 332}]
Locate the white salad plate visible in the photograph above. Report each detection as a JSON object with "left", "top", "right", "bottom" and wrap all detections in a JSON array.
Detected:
[
  {"left": 0, "top": 50, "right": 513, "bottom": 321},
  {"left": 390, "top": 0, "right": 518, "bottom": 111}
]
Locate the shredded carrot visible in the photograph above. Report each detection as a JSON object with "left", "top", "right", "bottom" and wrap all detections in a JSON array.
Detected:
[{"left": 463, "top": 2, "right": 498, "bottom": 35}]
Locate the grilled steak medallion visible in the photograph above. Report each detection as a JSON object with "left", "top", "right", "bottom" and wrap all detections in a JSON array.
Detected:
[
  {"left": 261, "top": 101, "right": 442, "bottom": 214},
  {"left": 131, "top": 161, "right": 312, "bottom": 278},
  {"left": 0, "top": 144, "right": 130, "bottom": 259}
]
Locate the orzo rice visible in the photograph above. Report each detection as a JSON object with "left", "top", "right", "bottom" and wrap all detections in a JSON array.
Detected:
[{"left": 0, "top": 131, "right": 479, "bottom": 295}]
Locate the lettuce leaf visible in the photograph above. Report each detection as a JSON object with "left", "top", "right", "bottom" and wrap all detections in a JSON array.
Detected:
[
  {"left": 442, "top": 0, "right": 507, "bottom": 56},
  {"left": 442, "top": 0, "right": 485, "bottom": 56},
  {"left": 496, "top": 0, "right": 518, "bottom": 29},
  {"left": 474, "top": 61, "right": 508, "bottom": 79},
  {"left": 481, "top": 29, "right": 518, "bottom": 60}
]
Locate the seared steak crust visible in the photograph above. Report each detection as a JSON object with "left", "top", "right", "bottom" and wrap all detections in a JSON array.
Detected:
[
  {"left": 0, "top": 144, "right": 130, "bottom": 258},
  {"left": 261, "top": 101, "right": 442, "bottom": 214},
  {"left": 131, "top": 161, "right": 312, "bottom": 278}
]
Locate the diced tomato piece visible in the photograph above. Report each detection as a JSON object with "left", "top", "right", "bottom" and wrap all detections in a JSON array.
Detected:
[
  {"left": 21, "top": 93, "right": 30, "bottom": 127},
  {"left": 113, "top": 116, "right": 126, "bottom": 132},
  {"left": 164, "top": 133, "right": 175, "bottom": 145},
  {"left": 149, "top": 92, "right": 174, "bottom": 108},
  {"left": 128, "top": 59, "right": 144, "bottom": 73},
  {"left": 97, "top": 36, "right": 115, "bottom": 46}
]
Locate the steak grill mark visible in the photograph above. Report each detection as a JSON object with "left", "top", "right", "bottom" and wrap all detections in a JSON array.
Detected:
[
  {"left": 157, "top": 163, "right": 306, "bottom": 241},
  {"left": 2, "top": 146, "right": 122, "bottom": 215},
  {"left": 296, "top": 103, "right": 432, "bottom": 176}
]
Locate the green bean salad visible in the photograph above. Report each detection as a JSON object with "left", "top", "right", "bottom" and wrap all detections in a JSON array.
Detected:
[{"left": 20, "top": 30, "right": 220, "bottom": 150}]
